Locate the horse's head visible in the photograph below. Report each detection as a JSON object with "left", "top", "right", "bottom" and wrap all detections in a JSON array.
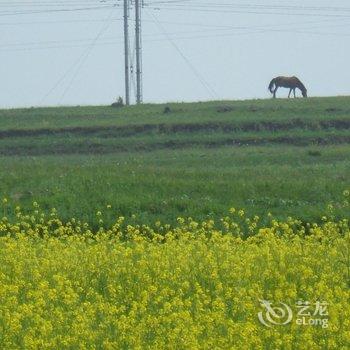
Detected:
[{"left": 302, "top": 89, "right": 308, "bottom": 98}]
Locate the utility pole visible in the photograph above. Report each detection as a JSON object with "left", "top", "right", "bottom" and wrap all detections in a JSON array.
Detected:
[
  {"left": 123, "top": 0, "right": 130, "bottom": 105},
  {"left": 135, "top": 0, "right": 142, "bottom": 104}
]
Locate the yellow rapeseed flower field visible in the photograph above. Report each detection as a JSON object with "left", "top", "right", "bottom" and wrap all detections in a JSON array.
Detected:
[{"left": 0, "top": 202, "right": 349, "bottom": 349}]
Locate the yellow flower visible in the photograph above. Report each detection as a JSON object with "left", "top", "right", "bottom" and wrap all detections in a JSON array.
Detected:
[{"left": 0, "top": 201, "right": 347, "bottom": 349}]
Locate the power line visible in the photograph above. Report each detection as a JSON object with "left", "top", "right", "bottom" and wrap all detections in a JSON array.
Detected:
[
  {"left": 147, "top": 9, "right": 218, "bottom": 99},
  {"left": 59, "top": 9, "right": 116, "bottom": 103},
  {"left": 40, "top": 6, "right": 117, "bottom": 104},
  {"left": 146, "top": 1, "right": 350, "bottom": 13},
  {"left": 0, "top": 5, "right": 120, "bottom": 17},
  {"left": 143, "top": 2, "right": 350, "bottom": 18},
  {"left": 2, "top": 21, "right": 350, "bottom": 54}
]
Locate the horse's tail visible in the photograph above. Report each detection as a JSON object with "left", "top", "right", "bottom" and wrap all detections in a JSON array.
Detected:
[{"left": 268, "top": 78, "right": 276, "bottom": 93}]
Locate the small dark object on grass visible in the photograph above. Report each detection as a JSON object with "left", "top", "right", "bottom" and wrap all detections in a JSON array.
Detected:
[
  {"left": 163, "top": 106, "right": 171, "bottom": 114},
  {"left": 217, "top": 106, "right": 234, "bottom": 113},
  {"left": 308, "top": 150, "right": 322, "bottom": 157},
  {"left": 111, "top": 96, "right": 124, "bottom": 108},
  {"left": 325, "top": 107, "right": 342, "bottom": 113}
]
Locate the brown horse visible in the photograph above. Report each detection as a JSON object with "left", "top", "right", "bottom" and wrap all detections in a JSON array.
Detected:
[{"left": 268, "top": 76, "right": 307, "bottom": 98}]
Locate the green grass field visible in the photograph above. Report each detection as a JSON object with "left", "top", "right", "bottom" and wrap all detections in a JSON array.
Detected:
[{"left": 1, "top": 96, "right": 349, "bottom": 227}]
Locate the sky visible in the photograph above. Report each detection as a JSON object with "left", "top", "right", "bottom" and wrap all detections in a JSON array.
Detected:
[{"left": 1, "top": 0, "right": 350, "bottom": 107}]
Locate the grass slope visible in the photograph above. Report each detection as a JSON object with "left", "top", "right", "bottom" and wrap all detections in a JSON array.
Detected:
[{"left": 0, "top": 97, "right": 349, "bottom": 226}]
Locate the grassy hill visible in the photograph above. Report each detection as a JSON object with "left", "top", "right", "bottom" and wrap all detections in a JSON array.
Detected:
[{"left": 0, "top": 96, "right": 349, "bottom": 227}]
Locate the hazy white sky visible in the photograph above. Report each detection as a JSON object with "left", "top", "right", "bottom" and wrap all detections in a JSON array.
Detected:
[{"left": 1, "top": 0, "right": 350, "bottom": 107}]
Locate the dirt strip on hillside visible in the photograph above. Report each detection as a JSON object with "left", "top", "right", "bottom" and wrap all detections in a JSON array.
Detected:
[
  {"left": 0, "top": 118, "right": 350, "bottom": 139},
  {"left": 1, "top": 134, "right": 350, "bottom": 156}
]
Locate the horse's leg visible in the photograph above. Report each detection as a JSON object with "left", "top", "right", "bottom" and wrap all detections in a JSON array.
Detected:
[
  {"left": 293, "top": 88, "right": 296, "bottom": 98},
  {"left": 273, "top": 86, "right": 278, "bottom": 98},
  {"left": 288, "top": 88, "right": 292, "bottom": 98}
]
